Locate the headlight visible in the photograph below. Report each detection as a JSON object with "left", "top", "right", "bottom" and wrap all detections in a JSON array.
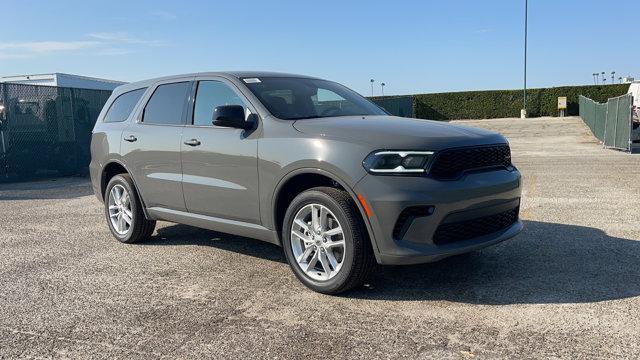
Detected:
[{"left": 362, "top": 150, "right": 434, "bottom": 174}]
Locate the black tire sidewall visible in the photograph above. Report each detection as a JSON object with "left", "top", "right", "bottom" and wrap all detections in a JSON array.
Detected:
[
  {"left": 104, "top": 174, "right": 140, "bottom": 243},
  {"left": 282, "top": 189, "right": 358, "bottom": 293}
]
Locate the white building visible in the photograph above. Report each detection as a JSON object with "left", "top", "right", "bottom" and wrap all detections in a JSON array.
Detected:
[{"left": 0, "top": 73, "right": 126, "bottom": 91}]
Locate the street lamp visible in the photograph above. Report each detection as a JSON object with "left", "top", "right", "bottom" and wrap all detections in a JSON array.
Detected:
[
  {"left": 521, "top": 0, "right": 528, "bottom": 118},
  {"left": 370, "top": 79, "right": 375, "bottom": 97},
  {"left": 381, "top": 83, "right": 385, "bottom": 96},
  {"left": 602, "top": 78, "right": 607, "bottom": 84},
  {"left": 611, "top": 71, "right": 615, "bottom": 83},
  {"left": 592, "top": 73, "right": 597, "bottom": 85},
  {"left": 618, "top": 76, "right": 622, "bottom": 84}
]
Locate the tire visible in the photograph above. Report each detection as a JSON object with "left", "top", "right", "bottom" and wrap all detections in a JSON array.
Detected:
[
  {"left": 104, "top": 174, "right": 156, "bottom": 244},
  {"left": 282, "top": 187, "right": 375, "bottom": 294}
]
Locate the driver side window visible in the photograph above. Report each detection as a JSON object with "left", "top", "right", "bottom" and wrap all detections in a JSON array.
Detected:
[{"left": 193, "top": 80, "right": 247, "bottom": 126}]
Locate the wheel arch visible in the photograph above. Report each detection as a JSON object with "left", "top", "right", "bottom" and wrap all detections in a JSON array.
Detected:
[
  {"left": 271, "top": 168, "right": 380, "bottom": 256},
  {"left": 100, "top": 160, "right": 152, "bottom": 220}
]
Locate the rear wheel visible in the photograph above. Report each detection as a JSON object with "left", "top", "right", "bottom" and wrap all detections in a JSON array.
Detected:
[
  {"left": 104, "top": 174, "right": 155, "bottom": 243},
  {"left": 282, "top": 187, "right": 375, "bottom": 294}
]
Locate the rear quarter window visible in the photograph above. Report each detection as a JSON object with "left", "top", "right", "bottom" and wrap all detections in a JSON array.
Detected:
[{"left": 103, "top": 88, "right": 146, "bottom": 123}]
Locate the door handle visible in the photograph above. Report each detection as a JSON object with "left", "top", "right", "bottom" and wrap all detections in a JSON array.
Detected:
[
  {"left": 184, "top": 139, "right": 201, "bottom": 146},
  {"left": 124, "top": 135, "right": 137, "bottom": 142}
]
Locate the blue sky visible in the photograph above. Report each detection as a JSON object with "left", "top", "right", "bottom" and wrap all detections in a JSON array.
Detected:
[{"left": 0, "top": 0, "right": 638, "bottom": 95}]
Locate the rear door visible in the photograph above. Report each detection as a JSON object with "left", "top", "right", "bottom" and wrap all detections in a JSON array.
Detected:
[
  {"left": 121, "top": 79, "right": 192, "bottom": 211},
  {"left": 180, "top": 76, "right": 261, "bottom": 223}
]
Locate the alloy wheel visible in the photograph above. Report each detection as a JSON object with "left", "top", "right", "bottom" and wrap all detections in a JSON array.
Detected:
[
  {"left": 290, "top": 203, "right": 346, "bottom": 281},
  {"left": 108, "top": 184, "right": 133, "bottom": 235}
]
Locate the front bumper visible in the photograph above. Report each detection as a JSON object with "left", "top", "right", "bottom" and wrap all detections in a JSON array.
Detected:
[{"left": 354, "top": 168, "right": 522, "bottom": 265}]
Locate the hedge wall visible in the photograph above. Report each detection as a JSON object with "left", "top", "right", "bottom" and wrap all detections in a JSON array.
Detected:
[{"left": 372, "top": 84, "right": 629, "bottom": 120}]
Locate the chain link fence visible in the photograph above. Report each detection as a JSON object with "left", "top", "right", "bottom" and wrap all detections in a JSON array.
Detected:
[
  {"left": 0, "top": 83, "right": 112, "bottom": 182},
  {"left": 579, "top": 94, "right": 633, "bottom": 151}
]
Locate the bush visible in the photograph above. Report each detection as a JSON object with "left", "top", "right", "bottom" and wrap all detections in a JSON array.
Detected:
[{"left": 371, "top": 84, "right": 629, "bottom": 120}]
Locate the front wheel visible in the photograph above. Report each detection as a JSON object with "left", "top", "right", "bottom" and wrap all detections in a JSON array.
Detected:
[{"left": 282, "top": 187, "right": 375, "bottom": 294}]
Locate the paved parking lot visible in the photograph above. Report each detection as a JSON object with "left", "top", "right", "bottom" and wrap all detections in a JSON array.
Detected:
[{"left": 1, "top": 116, "right": 639, "bottom": 359}]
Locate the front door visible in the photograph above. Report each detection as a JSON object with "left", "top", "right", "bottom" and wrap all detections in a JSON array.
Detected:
[{"left": 180, "top": 78, "right": 260, "bottom": 224}]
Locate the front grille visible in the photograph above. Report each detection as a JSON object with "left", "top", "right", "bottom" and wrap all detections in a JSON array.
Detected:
[
  {"left": 429, "top": 144, "right": 512, "bottom": 180},
  {"left": 433, "top": 207, "right": 519, "bottom": 245}
]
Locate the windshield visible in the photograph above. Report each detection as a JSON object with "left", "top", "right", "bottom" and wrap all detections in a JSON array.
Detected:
[{"left": 241, "top": 77, "right": 387, "bottom": 120}]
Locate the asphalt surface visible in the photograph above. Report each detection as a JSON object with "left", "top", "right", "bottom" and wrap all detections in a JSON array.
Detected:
[{"left": 1, "top": 116, "right": 639, "bottom": 359}]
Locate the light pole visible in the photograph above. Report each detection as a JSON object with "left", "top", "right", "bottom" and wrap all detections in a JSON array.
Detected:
[
  {"left": 521, "top": 0, "right": 528, "bottom": 118},
  {"left": 611, "top": 71, "right": 615, "bottom": 84},
  {"left": 370, "top": 79, "right": 375, "bottom": 97},
  {"left": 592, "top": 73, "right": 597, "bottom": 85},
  {"left": 381, "top": 83, "right": 385, "bottom": 96},
  {"left": 618, "top": 76, "right": 622, "bottom": 84},
  {"left": 602, "top": 78, "right": 607, "bottom": 85}
]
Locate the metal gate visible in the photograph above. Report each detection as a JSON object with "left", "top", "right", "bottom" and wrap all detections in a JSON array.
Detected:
[
  {"left": 579, "top": 94, "right": 633, "bottom": 152},
  {"left": 603, "top": 94, "right": 633, "bottom": 151}
]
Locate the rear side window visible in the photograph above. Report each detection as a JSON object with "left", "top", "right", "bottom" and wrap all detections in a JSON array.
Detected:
[
  {"left": 142, "top": 82, "right": 190, "bottom": 125},
  {"left": 103, "top": 88, "right": 146, "bottom": 123}
]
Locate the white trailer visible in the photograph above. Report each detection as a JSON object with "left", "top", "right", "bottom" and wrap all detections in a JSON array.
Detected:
[{"left": 0, "top": 73, "right": 125, "bottom": 91}]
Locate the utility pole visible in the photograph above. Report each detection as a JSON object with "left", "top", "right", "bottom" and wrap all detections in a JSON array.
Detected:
[
  {"left": 381, "top": 83, "right": 385, "bottom": 96},
  {"left": 521, "top": 0, "right": 528, "bottom": 118},
  {"left": 370, "top": 79, "right": 375, "bottom": 97}
]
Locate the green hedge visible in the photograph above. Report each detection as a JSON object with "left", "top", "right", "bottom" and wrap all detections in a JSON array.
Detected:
[{"left": 371, "top": 84, "right": 629, "bottom": 120}]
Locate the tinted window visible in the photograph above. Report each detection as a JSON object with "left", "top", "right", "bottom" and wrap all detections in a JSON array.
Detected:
[
  {"left": 242, "top": 77, "right": 386, "bottom": 120},
  {"left": 143, "top": 82, "right": 190, "bottom": 125},
  {"left": 193, "top": 81, "right": 247, "bottom": 126},
  {"left": 103, "top": 88, "right": 146, "bottom": 123}
]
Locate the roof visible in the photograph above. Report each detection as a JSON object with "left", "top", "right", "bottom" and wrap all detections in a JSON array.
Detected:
[{"left": 116, "top": 71, "right": 319, "bottom": 92}]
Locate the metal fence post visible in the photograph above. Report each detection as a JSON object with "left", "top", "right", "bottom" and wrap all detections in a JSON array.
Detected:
[
  {"left": 0, "top": 84, "right": 7, "bottom": 179},
  {"left": 602, "top": 100, "right": 608, "bottom": 148},
  {"left": 629, "top": 95, "right": 634, "bottom": 153},
  {"left": 613, "top": 97, "right": 619, "bottom": 149}
]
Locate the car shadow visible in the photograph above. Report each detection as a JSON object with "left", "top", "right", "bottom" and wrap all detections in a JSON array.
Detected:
[
  {"left": 150, "top": 224, "right": 286, "bottom": 264},
  {"left": 147, "top": 220, "right": 640, "bottom": 305}
]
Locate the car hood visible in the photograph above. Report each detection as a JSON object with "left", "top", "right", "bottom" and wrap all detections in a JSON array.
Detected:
[{"left": 292, "top": 115, "right": 507, "bottom": 150}]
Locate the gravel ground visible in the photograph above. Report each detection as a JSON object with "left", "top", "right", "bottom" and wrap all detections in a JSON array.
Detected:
[{"left": 1, "top": 116, "right": 639, "bottom": 359}]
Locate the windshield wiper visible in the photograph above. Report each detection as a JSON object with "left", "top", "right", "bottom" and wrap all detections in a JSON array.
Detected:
[
  {"left": 288, "top": 114, "right": 373, "bottom": 120},
  {"left": 288, "top": 116, "right": 322, "bottom": 120}
]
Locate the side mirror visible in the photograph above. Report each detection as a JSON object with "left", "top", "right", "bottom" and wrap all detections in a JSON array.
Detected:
[{"left": 212, "top": 105, "right": 252, "bottom": 130}]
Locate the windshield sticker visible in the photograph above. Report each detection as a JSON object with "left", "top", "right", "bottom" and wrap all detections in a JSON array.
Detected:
[{"left": 243, "top": 78, "right": 261, "bottom": 83}]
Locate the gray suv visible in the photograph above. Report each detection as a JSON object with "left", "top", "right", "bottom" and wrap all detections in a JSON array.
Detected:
[{"left": 90, "top": 72, "right": 522, "bottom": 294}]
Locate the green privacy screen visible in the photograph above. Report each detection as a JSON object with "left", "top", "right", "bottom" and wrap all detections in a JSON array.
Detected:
[
  {"left": 369, "top": 96, "right": 414, "bottom": 118},
  {"left": 0, "top": 83, "right": 112, "bottom": 182},
  {"left": 579, "top": 94, "right": 632, "bottom": 151}
]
